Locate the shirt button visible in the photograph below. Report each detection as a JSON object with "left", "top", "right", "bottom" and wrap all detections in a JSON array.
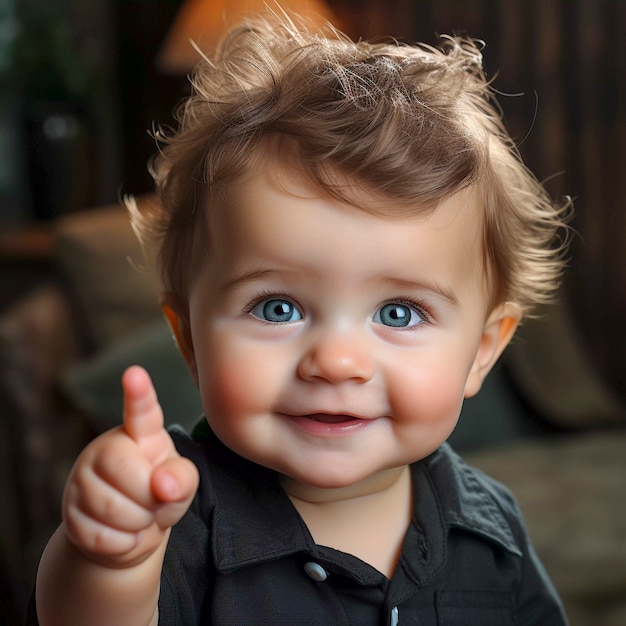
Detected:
[
  {"left": 390, "top": 606, "right": 399, "bottom": 626},
  {"left": 304, "top": 561, "right": 328, "bottom": 582}
]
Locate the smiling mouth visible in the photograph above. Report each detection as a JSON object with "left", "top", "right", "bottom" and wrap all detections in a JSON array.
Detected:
[
  {"left": 282, "top": 412, "right": 373, "bottom": 436},
  {"left": 306, "top": 413, "right": 363, "bottom": 424}
]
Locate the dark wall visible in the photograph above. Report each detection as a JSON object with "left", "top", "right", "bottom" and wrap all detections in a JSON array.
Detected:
[{"left": 112, "top": 0, "right": 187, "bottom": 195}]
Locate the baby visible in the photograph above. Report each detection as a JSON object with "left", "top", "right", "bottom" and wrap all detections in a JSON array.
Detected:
[{"left": 34, "top": 13, "right": 570, "bottom": 626}]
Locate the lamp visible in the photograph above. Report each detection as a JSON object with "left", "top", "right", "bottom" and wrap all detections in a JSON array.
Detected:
[{"left": 157, "top": 0, "right": 340, "bottom": 74}]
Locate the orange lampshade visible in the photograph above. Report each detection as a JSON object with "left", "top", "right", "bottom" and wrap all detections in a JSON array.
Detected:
[{"left": 157, "top": 0, "right": 340, "bottom": 74}]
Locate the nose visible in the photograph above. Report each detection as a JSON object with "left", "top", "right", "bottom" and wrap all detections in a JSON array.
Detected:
[{"left": 297, "top": 331, "right": 375, "bottom": 384}]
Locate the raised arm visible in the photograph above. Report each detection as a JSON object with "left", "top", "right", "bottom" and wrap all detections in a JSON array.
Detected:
[{"left": 35, "top": 366, "right": 199, "bottom": 626}]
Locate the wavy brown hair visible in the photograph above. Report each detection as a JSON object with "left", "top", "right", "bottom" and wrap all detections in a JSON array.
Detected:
[{"left": 129, "top": 12, "right": 570, "bottom": 314}]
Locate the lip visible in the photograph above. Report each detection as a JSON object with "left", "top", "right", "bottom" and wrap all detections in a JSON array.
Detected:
[{"left": 281, "top": 412, "right": 374, "bottom": 437}]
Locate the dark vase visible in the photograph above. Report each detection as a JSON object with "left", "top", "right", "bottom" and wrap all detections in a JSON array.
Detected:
[{"left": 21, "top": 99, "right": 96, "bottom": 221}]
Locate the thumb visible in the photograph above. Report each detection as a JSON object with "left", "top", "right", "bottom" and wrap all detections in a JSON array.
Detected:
[
  {"left": 152, "top": 456, "right": 199, "bottom": 503},
  {"left": 151, "top": 456, "right": 200, "bottom": 529}
]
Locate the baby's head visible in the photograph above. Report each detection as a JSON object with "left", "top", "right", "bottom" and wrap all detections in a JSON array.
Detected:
[
  {"left": 131, "top": 14, "right": 569, "bottom": 319},
  {"left": 129, "top": 15, "right": 572, "bottom": 486}
]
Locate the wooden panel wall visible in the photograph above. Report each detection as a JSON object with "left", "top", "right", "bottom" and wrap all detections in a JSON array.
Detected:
[{"left": 335, "top": 0, "right": 626, "bottom": 401}]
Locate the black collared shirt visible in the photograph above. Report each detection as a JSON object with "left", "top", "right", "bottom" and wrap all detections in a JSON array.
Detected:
[{"left": 159, "top": 421, "right": 568, "bottom": 625}]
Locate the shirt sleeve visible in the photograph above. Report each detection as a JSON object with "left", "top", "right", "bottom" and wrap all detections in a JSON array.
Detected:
[
  {"left": 494, "top": 482, "right": 570, "bottom": 626},
  {"left": 516, "top": 531, "right": 570, "bottom": 625}
]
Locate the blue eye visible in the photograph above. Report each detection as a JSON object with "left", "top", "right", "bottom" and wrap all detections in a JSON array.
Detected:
[
  {"left": 250, "top": 298, "right": 303, "bottom": 323},
  {"left": 374, "top": 302, "right": 424, "bottom": 328}
]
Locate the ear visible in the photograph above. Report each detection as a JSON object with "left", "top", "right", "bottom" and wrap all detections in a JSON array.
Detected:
[
  {"left": 161, "top": 291, "right": 198, "bottom": 385},
  {"left": 464, "top": 303, "right": 522, "bottom": 398}
]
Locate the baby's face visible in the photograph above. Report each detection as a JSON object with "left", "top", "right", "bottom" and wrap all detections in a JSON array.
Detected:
[{"left": 182, "top": 162, "right": 498, "bottom": 491}]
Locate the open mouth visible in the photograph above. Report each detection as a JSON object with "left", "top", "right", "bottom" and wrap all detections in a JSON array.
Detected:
[
  {"left": 306, "top": 413, "right": 362, "bottom": 424},
  {"left": 283, "top": 412, "right": 371, "bottom": 437}
]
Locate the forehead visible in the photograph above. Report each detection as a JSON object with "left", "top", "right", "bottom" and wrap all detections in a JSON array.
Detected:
[
  {"left": 211, "top": 155, "right": 482, "bottom": 226},
  {"left": 202, "top": 161, "right": 489, "bottom": 299}
]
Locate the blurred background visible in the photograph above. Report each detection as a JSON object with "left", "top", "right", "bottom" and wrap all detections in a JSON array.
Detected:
[{"left": 0, "top": 1, "right": 625, "bottom": 625}]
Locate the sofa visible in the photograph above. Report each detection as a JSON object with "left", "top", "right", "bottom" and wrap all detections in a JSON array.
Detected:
[{"left": 1, "top": 200, "right": 625, "bottom": 625}]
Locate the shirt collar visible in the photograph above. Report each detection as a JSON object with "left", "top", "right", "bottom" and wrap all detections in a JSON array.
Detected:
[
  {"left": 421, "top": 443, "right": 522, "bottom": 557},
  {"left": 193, "top": 426, "right": 521, "bottom": 577}
]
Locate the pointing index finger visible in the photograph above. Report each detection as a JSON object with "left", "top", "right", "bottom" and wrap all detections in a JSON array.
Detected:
[{"left": 122, "top": 366, "right": 167, "bottom": 447}]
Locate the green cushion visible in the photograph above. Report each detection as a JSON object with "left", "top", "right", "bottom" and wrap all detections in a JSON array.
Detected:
[{"left": 62, "top": 317, "right": 202, "bottom": 434}]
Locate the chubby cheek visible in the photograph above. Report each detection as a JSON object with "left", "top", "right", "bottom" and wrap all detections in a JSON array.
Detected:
[
  {"left": 387, "top": 353, "right": 469, "bottom": 439},
  {"left": 195, "top": 332, "right": 282, "bottom": 425}
]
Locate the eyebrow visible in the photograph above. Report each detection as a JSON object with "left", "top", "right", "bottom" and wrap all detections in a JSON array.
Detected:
[
  {"left": 380, "top": 277, "right": 459, "bottom": 307},
  {"left": 219, "top": 268, "right": 287, "bottom": 293},
  {"left": 220, "top": 269, "right": 459, "bottom": 307}
]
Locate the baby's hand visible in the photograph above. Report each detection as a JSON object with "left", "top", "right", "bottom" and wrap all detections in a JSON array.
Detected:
[{"left": 62, "top": 366, "right": 199, "bottom": 568}]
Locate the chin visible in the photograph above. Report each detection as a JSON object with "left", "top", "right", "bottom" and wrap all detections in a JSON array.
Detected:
[{"left": 282, "top": 465, "right": 372, "bottom": 491}]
